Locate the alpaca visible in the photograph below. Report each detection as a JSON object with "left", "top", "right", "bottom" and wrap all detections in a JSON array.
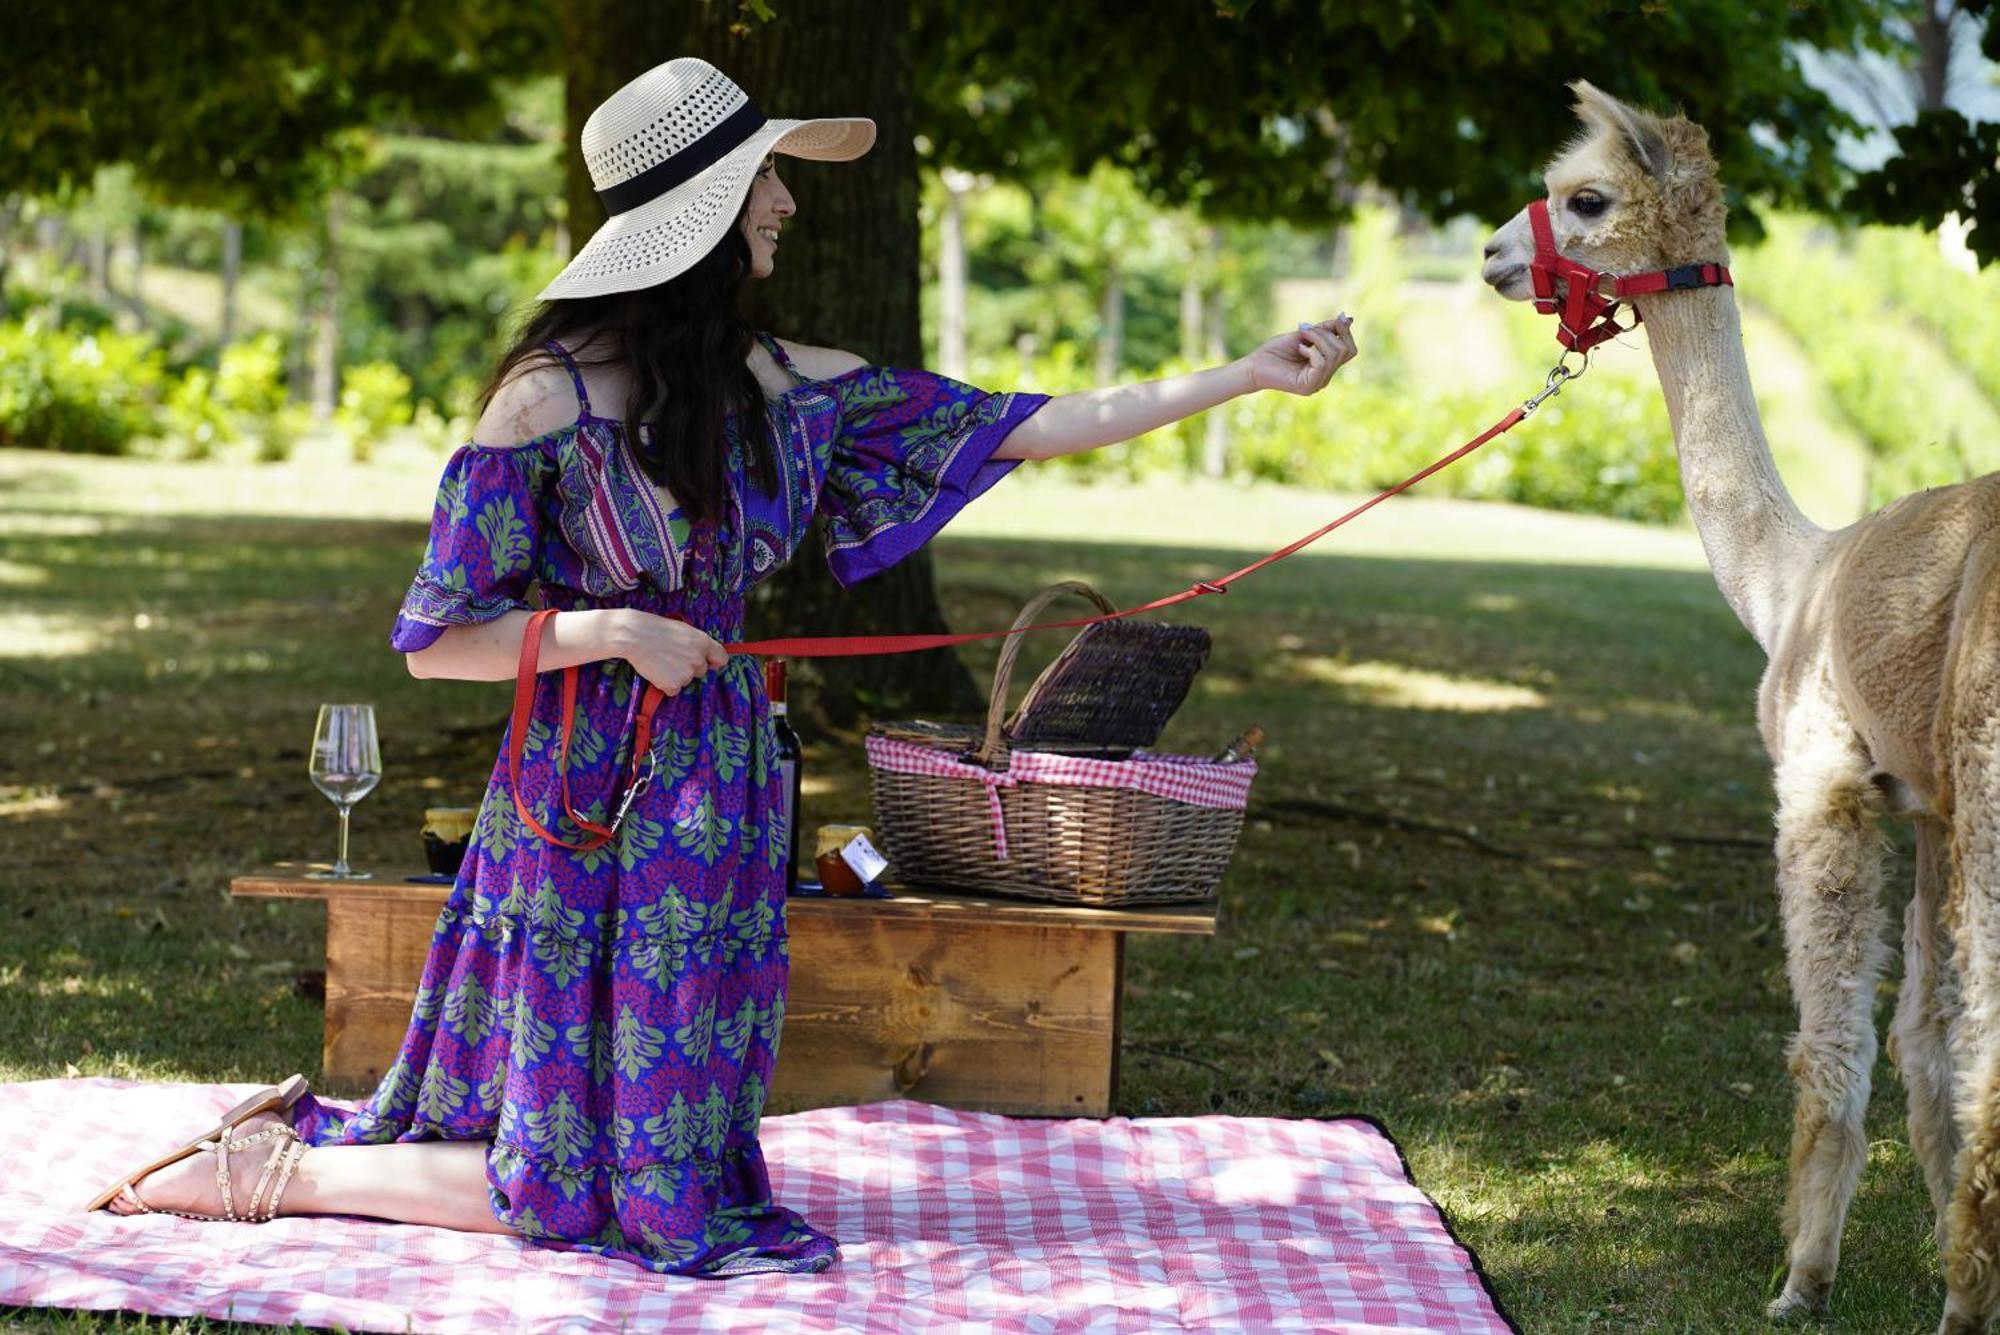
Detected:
[{"left": 1482, "top": 82, "right": 2000, "bottom": 1332}]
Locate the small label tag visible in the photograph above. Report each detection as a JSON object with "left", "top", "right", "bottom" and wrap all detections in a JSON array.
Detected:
[{"left": 840, "top": 832, "right": 890, "bottom": 884}]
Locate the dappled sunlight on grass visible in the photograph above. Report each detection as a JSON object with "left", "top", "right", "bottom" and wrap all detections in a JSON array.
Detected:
[
  {"left": 0, "top": 784, "right": 69, "bottom": 819},
  {"left": 0, "top": 557, "right": 50, "bottom": 587},
  {"left": 30, "top": 970, "right": 145, "bottom": 1001},
  {"left": 1289, "top": 655, "right": 1549, "bottom": 712},
  {"left": 0, "top": 610, "right": 113, "bottom": 658}
]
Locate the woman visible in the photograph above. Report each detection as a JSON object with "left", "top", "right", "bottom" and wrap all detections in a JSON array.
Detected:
[{"left": 87, "top": 57, "right": 1356, "bottom": 1277}]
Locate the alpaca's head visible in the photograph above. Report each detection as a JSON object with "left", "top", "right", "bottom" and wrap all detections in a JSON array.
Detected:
[{"left": 1482, "top": 81, "right": 1727, "bottom": 302}]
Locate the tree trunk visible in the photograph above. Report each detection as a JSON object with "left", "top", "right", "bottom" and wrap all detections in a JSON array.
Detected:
[
  {"left": 1095, "top": 256, "right": 1123, "bottom": 386},
  {"left": 0, "top": 195, "right": 21, "bottom": 318},
  {"left": 561, "top": 0, "right": 982, "bottom": 732},
  {"left": 220, "top": 218, "right": 242, "bottom": 345},
  {"left": 1913, "top": 0, "right": 1954, "bottom": 113},
  {"left": 311, "top": 199, "right": 341, "bottom": 420},
  {"left": 1201, "top": 228, "right": 1228, "bottom": 477},
  {"left": 937, "top": 167, "right": 972, "bottom": 380},
  {"left": 1179, "top": 268, "right": 1201, "bottom": 362},
  {"left": 124, "top": 227, "right": 146, "bottom": 325},
  {"left": 87, "top": 225, "right": 109, "bottom": 300}
]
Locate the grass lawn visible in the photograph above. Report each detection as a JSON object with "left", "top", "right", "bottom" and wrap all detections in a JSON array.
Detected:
[{"left": 0, "top": 440, "right": 1942, "bottom": 1333}]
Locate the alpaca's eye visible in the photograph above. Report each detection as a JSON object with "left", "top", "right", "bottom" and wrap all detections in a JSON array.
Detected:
[{"left": 1570, "top": 191, "right": 1608, "bottom": 218}]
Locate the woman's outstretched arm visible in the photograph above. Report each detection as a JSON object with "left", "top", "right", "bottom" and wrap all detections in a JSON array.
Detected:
[{"left": 991, "top": 314, "right": 1356, "bottom": 462}]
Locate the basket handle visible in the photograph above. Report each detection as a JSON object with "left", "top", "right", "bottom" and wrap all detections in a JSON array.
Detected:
[{"left": 968, "top": 580, "right": 1118, "bottom": 768}]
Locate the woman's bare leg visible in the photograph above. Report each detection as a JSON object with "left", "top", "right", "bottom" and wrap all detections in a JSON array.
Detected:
[
  {"left": 105, "top": 1117, "right": 516, "bottom": 1235},
  {"left": 283, "top": 1141, "right": 518, "bottom": 1234}
]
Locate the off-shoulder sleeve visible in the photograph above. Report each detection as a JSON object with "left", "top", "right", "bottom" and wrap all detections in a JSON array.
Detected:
[
  {"left": 818, "top": 366, "right": 1048, "bottom": 587},
  {"left": 390, "top": 445, "right": 547, "bottom": 653}
]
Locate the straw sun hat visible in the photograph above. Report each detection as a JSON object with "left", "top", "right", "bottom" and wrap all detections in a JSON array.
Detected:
[{"left": 536, "top": 57, "right": 876, "bottom": 301}]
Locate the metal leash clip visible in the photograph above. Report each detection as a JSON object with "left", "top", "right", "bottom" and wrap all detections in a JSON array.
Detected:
[
  {"left": 609, "top": 747, "right": 662, "bottom": 835},
  {"left": 1520, "top": 350, "right": 1590, "bottom": 417}
]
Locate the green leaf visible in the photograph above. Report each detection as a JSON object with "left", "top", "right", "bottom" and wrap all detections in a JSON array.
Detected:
[
  {"left": 648, "top": 1090, "right": 696, "bottom": 1162},
  {"left": 613, "top": 1002, "right": 667, "bottom": 1080},
  {"left": 476, "top": 494, "right": 532, "bottom": 577},
  {"left": 660, "top": 731, "right": 700, "bottom": 786},
  {"left": 473, "top": 794, "right": 519, "bottom": 862},
  {"left": 695, "top": 1080, "right": 732, "bottom": 1158},
  {"left": 709, "top": 718, "right": 749, "bottom": 784},
  {"left": 671, "top": 790, "right": 733, "bottom": 866},
  {"left": 416, "top": 1067, "right": 471, "bottom": 1126},
  {"left": 757, "top": 993, "right": 785, "bottom": 1051},
  {"left": 732, "top": 1071, "right": 767, "bottom": 1135},
  {"left": 522, "top": 1088, "right": 592, "bottom": 1167},
  {"left": 675, "top": 998, "right": 717, "bottom": 1067},
  {"left": 617, "top": 812, "right": 665, "bottom": 873},
  {"left": 509, "top": 1001, "right": 558, "bottom": 1066},
  {"left": 714, "top": 994, "right": 759, "bottom": 1063},
  {"left": 443, "top": 973, "right": 497, "bottom": 1046}
]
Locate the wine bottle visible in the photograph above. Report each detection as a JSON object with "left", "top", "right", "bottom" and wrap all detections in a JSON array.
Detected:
[
  {"left": 1212, "top": 725, "right": 1264, "bottom": 763},
  {"left": 766, "top": 658, "right": 805, "bottom": 894}
]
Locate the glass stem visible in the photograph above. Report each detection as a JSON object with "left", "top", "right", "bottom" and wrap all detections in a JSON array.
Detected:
[{"left": 336, "top": 803, "right": 352, "bottom": 873}]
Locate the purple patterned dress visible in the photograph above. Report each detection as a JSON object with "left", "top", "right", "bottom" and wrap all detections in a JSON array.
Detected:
[{"left": 289, "top": 333, "right": 1047, "bottom": 1277}]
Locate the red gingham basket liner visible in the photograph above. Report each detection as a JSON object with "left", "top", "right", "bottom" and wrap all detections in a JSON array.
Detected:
[
  {"left": 5, "top": 1077, "right": 1517, "bottom": 1333},
  {"left": 865, "top": 733, "right": 1255, "bottom": 862}
]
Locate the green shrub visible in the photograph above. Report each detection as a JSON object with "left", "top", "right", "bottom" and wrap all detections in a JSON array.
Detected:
[
  {"left": 0, "top": 316, "right": 166, "bottom": 454},
  {"left": 334, "top": 359, "right": 415, "bottom": 461},
  {"left": 1850, "top": 225, "right": 2000, "bottom": 411},
  {"left": 413, "top": 397, "right": 477, "bottom": 453},
  {"left": 163, "top": 365, "right": 239, "bottom": 459},
  {"left": 213, "top": 333, "right": 305, "bottom": 461},
  {"left": 1742, "top": 215, "right": 2000, "bottom": 508}
]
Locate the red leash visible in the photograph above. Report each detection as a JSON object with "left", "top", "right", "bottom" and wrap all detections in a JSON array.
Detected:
[
  {"left": 725, "top": 375, "right": 1572, "bottom": 658},
  {"left": 511, "top": 368, "right": 1579, "bottom": 846},
  {"left": 512, "top": 607, "right": 671, "bottom": 850},
  {"left": 510, "top": 192, "right": 1738, "bottom": 845}
]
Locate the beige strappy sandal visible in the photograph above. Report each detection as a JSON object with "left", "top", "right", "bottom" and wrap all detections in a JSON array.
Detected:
[
  {"left": 104, "top": 1120, "right": 310, "bottom": 1223},
  {"left": 84, "top": 1072, "right": 312, "bottom": 1217}
]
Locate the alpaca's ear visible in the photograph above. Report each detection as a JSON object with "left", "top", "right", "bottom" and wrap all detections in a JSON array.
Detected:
[{"left": 1568, "top": 79, "right": 1672, "bottom": 183}]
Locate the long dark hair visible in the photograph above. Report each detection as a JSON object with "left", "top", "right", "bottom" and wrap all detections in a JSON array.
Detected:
[{"left": 475, "top": 213, "right": 780, "bottom": 525}]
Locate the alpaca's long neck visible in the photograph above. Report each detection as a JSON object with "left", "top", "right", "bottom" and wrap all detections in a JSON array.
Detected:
[{"left": 1635, "top": 285, "right": 1818, "bottom": 651}]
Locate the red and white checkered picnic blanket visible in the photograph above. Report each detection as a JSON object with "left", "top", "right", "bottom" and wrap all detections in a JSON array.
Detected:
[
  {"left": 866, "top": 735, "right": 1257, "bottom": 861},
  {"left": 3, "top": 1078, "right": 1516, "bottom": 1333}
]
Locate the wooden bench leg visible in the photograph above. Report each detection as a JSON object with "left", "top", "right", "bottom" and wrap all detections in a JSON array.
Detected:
[
  {"left": 323, "top": 896, "right": 441, "bottom": 1097},
  {"left": 768, "top": 915, "right": 1121, "bottom": 1117}
]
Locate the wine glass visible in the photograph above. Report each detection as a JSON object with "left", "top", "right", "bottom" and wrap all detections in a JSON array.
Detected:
[{"left": 305, "top": 703, "right": 381, "bottom": 880}]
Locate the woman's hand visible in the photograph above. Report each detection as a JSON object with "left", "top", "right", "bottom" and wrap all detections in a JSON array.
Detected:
[
  {"left": 990, "top": 312, "right": 1357, "bottom": 461},
  {"left": 1238, "top": 314, "right": 1357, "bottom": 396},
  {"left": 610, "top": 610, "right": 731, "bottom": 696}
]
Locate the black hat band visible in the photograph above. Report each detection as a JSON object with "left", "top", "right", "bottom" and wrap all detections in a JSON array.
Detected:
[{"left": 595, "top": 98, "right": 768, "bottom": 218}]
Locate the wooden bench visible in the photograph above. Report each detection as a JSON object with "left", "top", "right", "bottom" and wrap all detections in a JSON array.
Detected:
[{"left": 232, "top": 862, "right": 1217, "bottom": 1118}]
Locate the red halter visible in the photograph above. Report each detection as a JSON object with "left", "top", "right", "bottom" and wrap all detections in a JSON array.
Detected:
[{"left": 1527, "top": 197, "right": 1732, "bottom": 353}]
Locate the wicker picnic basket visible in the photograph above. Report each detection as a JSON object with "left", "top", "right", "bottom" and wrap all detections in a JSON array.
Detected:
[{"left": 865, "top": 580, "right": 1258, "bottom": 907}]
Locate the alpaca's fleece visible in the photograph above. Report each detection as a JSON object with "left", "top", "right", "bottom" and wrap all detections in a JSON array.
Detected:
[{"left": 1483, "top": 80, "right": 2000, "bottom": 1330}]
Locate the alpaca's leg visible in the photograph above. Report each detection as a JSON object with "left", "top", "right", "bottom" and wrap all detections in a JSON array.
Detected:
[
  {"left": 1890, "top": 820, "right": 1960, "bottom": 1250},
  {"left": 1766, "top": 718, "right": 1889, "bottom": 1322},
  {"left": 1938, "top": 749, "right": 2000, "bottom": 1328}
]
